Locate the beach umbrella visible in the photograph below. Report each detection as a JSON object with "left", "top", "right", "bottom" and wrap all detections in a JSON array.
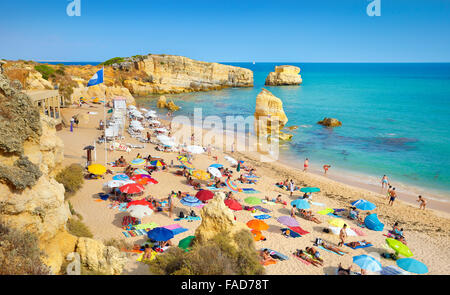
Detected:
[
  {"left": 177, "top": 155, "right": 190, "bottom": 163},
  {"left": 224, "top": 155, "right": 238, "bottom": 165},
  {"left": 192, "top": 169, "right": 210, "bottom": 181},
  {"left": 127, "top": 205, "right": 153, "bottom": 219},
  {"left": 225, "top": 179, "right": 240, "bottom": 192},
  {"left": 328, "top": 218, "right": 346, "bottom": 228},
  {"left": 246, "top": 219, "right": 269, "bottom": 231},
  {"left": 277, "top": 216, "right": 299, "bottom": 227},
  {"left": 147, "top": 227, "right": 174, "bottom": 242},
  {"left": 352, "top": 199, "right": 376, "bottom": 211},
  {"left": 244, "top": 197, "right": 262, "bottom": 205},
  {"left": 207, "top": 167, "right": 222, "bottom": 178},
  {"left": 180, "top": 161, "right": 195, "bottom": 169},
  {"left": 149, "top": 119, "right": 160, "bottom": 125},
  {"left": 178, "top": 236, "right": 195, "bottom": 252},
  {"left": 396, "top": 258, "right": 428, "bottom": 274},
  {"left": 364, "top": 213, "right": 384, "bottom": 231},
  {"left": 352, "top": 255, "right": 382, "bottom": 272},
  {"left": 385, "top": 238, "right": 413, "bottom": 257},
  {"left": 224, "top": 199, "right": 242, "bottom": 211},
  {"left": 133, "top": 169, "right": 150, "bottom": 175},
  {"left": 149, "top": 160, "right": 165, "bottom": 167},
  {"left": 186, "top": 145, "right": 205, "bottom": 154},
  {"left": 126, "top": 199, "right": 153, "bottom": 209},
  {"left": 300, "top": 187, "right": 321, "bottom": 193},
  {"left": 87, "top": 164, "right": 107, "bottom": 175},
  {"left": 379, "top": 265, "right": 408, "bottom": 276},
  {"left": 83, "top": 145, "right": 95, "bottom": 150},
  {"left": 119, "top": 183, "right": 145, "bottom": 194},
  {"left": 112, "top": 174, "right": 130, "bottom": 181},
  {"left": 195, "top": 190, "right": 214, "bottom": 202},
  {"left": 103, "top": 180, "right": 134, "bottom": 189},
  {"left": 130, "top": 158, "right": 146, "bottom": 166},
  {"left": 180, "top": 195, "right": 203, "bottom": 207},
  {"left": 209, "top": 163, "right": 223, "bottom": 169},
  {"left": 291, "top": 198, "right": 310, "bottom": 209},
  {"left": 132, "top": 174, "right": 158, "bottom": 184}
]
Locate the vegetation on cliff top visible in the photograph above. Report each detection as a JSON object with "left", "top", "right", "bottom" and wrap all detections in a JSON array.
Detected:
[
  {"left": 149, "top": 230, "right": 264, "bottom": 275},
  {"left": 101, "top": 57, "right": 125, "bottom": 66},
  {"left": 34, "top": 64, "right": 55, "bottom": 80},
  {"left": 0, "top": 221, "right": 52, "bottom": 275},
  {"left": 67, "top": 217, "right": 93, "bottom": 238},
  {"left": 55, "top": 163, "right": 84, "bottom": 199}
]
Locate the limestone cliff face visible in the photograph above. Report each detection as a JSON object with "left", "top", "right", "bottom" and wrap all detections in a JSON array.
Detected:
[
  {"left": 119, "top": 55, "right": 254, "bottom": 95},
  {"left": 70, "top": 78, "right": 136, "bottom": 106},
  {"left": 254, "top": 89, "right": 292, "bottom": 141},
  {"left": 195, "top": 192, "right": 249, "bottom": 248},
  {"left": 265, "top": 65, "right": 302, "bottom": 86}
]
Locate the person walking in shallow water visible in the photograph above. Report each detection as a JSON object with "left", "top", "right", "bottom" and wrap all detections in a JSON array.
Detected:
[
  {"left": 381, "top": 175, "right": 389, "bottom": 189},
  {"left": 323, "top": 164, "right": 331, "bottom": 175},
  {"left": 303, "top": 158, "right": 309, "bottom": 172}
]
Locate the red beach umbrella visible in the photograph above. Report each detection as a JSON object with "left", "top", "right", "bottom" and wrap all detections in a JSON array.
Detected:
[
  {"left": 126, "top": 199, "right": 153, "bottom": 210},
  {"left": 224, "top": 199, "right": 242, "bottom": 211},
  {"left": 119, "top": 183, "right": 145, "bottom": 194},
  {"left": 195, "top": 190, "right": 214, "bottom": 202}
]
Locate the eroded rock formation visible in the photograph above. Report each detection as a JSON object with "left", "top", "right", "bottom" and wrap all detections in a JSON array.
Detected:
[
  {"left": 265, "top": 65, "right": 302, "bottom": 86},
  {"left": 317, "top": 117, "right": 342, "bottom": 127},
  {"left": 254, "top": 89, "right": 292, "bottom": 141},
  {"left": 156, "top": 95, "right": 180, "bottom": 112}
]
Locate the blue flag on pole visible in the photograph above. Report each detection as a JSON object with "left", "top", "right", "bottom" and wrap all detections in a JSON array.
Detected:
[{"left": 87, "top": 68, "right": 104, "bottom": 87}]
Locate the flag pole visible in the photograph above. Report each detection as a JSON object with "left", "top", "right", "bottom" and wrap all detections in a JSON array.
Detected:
[{"left": 103, "top": 67, "right": 107, "bottom": 166}]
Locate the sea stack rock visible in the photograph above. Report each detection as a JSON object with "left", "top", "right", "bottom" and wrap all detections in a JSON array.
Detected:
[
  {"left": 254, "top": 89, "right": 292, "bottom": 141},
  {"left": 265, "top": 65, "right": 302, "bottom": 86},
  {"left": 317, "top": 117, "right": 342, "bottom": 127}
]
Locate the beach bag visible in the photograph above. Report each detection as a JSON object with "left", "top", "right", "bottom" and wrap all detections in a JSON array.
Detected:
[
  {"left": 179, "top": 211, "right": 185, "bottom": 219},
  {"left": 323, "top": 228, "right": 330, "bottom": 233}
]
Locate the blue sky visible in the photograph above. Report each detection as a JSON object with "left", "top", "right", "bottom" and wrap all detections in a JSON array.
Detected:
[{"left": 1, "top": 0, "right": 449, "bottom": 62}]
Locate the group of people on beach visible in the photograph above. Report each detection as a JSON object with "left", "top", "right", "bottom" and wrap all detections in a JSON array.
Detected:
[{"left": 382, "top": 175, "right": 427, "bottom": 209}]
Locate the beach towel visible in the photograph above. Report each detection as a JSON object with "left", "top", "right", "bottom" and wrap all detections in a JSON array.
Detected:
[
  {"left": 252, "top": 206, "right": 271, "bottom": 213},
  {"left": 171, "top": 227, "right": 188, "bottom": 235},
  {"left": 206, "top": 186, "right": 222, "bottom": 191},
  {"left": 174, "top": 216, "right": 201, "bottom": 221},
  {"left": 288, "top": 226, "right": 310, "bottom": 235},
  {"left": 242, "top": 188, "right": 260, "bottom": 194},
  {"left": 311, "top": 202, "right": 325, "bottom": 207},
  {"left": 329, "top": 226, "right": 357, "bottom": 236},
  {"left": 136, "top": 251, "right": 157, "bottom": 263},
  {"left": 318, "top": 208, "right": 334, "bottom": 215},
  {"left": 293, "top": 254, "right": 311, "bottom": 265},
  {"left": 333, "top": 209, "right": 346, "bottom": 213},
  {"left": 318, "top": 245, "right": 345, "bottom": 256},
  {"left": 281, "top": 228, "right": 301, "bottom": 238},
  {"left": 263, "top": 259, "right": 277, "bottom": 266},
  {"left": 134, "top": 222, "right": 158, "bottom": 230},
  {"left": 262, "top": 248, "right": 289, "bottom": 261},
  {"left": 327, "top": 213, "right": 343, "bottom": 218},
  {"left": 244, "top": 175, "right": 259, "bottom": 178},
  {"left": 351, "top": 227, "right": 367, "bottom": 237},
  {"left": 162, "top": 224, "right": 181, "bottom": 230},
  {"left": 252, "top": 214, "right": 271, "bottom": 220},
  {"left": 261, "top": 200, "right": 277, "bottom": 206},
  {"left": 344, "top": 243, "right": 373, "bottom": 250}
]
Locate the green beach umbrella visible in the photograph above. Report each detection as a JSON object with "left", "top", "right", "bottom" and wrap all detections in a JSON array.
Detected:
[
  {"left": 385, "top": 238, "right": 413, "bottom": 257},
  {"left": 178, "top": 236, "right": 195, "bottom": 252},
  {"left": 244, "top": 197, "right": 262, "bottom": 205}
]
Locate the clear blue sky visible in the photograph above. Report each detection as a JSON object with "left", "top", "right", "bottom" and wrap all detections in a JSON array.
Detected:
[{"left": 1, "top": 0, "right": 449, "bottom": 62}]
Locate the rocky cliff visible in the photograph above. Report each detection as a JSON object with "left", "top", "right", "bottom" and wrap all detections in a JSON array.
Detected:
[
  {"left": 265, "top": 65, "right": 302, "bottom": 86},
  {"left": 0, "top": 74, "right": 126, "bottom": 274},
  {"left": 254, "top": 89, "right": 292, "bottom": 141}
]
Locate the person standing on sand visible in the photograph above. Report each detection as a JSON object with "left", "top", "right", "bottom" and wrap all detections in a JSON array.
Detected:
[
  {"left": 323, "top": 164, "right": 331, "bottom": 175},
  {"left": 381, "top": 175, "right": 389, "bottom": 189},
  {"left": 386, "top": 185, "right": 392, "bottom": 200},
  {"left": 291, "top": 205, "right": 297, "bottom": 218},
  {"left": 303, "top": 158, "right": 309, "bottom": 172},
  {"left": 167, "top": 193, "right": 173, "bottom": 218},
  {"left": 417, "top": 195, "right": 427, "bottom": 210},
  {"left": 70, "top": 117, "right": 74, "bottom": 132},
  {"left": 388, "top": 188, "right": 397, "bottom": 206},
  {"left": 289, "top": 179, "right": 295, "bottom": 197},
  {"left": 338, "top": 224, "right": 348, "bottom": 247}
]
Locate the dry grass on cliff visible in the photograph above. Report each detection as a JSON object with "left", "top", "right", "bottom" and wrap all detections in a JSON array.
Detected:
[
  {"left": 148, "top": 230, "right": 265, "bottom": 275},
  {"left": 56, "top": 163, "right": 84, "bottom": 199},
  {"left": 67, "top": 218, "right": 93, "bottom": 238},
  {"left": 0, "top": 221, "right": 51, "bottom": 275}
]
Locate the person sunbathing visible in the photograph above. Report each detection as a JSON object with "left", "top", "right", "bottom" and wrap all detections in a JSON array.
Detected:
[
  {"left": 299, "top": 209, "right": 322, "bottom": 224},
  {"left": 116, "top": 156, "right": 127, "bottom": 167},
  {"left": 347, "top": 240, "right": 372, "bottom": 248},
  {"left": 337, "top": 262, "right": 352, "bottom": 275},
  {"left": 143, "top": 244, "right": 154, "bottom": 260},
  {"left": 316, "top": 239, "right": 348, "bottom": 256},
  {"left": 305, "top": 247, "right": 324, "bottom": 264},
  {"left": 259, "top": 249, "right": 275, "bottom": 265},
  {"left": 187, "top": 177, "right": 202, "bottom": 190},
  {"left": 294, "top": 250, "right": 321, "bottom": 267},
  {"left": 160, "top": 239, "right": 173, "bottom": 248}
]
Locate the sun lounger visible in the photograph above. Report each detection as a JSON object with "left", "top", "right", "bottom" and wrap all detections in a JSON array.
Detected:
[{"left": 344, "top": 243, "right": 373, "bottom": 250}]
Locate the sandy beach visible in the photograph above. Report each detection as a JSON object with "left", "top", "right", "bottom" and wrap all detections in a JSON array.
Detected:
[{"left": 59, "top": 103, "right": 450, "bottom": 275}]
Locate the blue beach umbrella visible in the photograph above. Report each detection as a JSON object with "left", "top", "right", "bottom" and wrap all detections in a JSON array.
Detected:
[
  {"left": 352, "top": 255, "right": 382, "bottom": 272},
  {"left": 291, "top": 199, "right": 310, "bottom": 209},
  {"left": 364, "top": 213, "right": 384, "bottom": 231},
  {"left": 300, "top": 187, "right": 321, "bottom": 193},
  {"left": 180, "top": 195, "right": 203, "bottom": 207},
  {"left": 396, "top": 258, "right": 428, "bottom": 274},
  {"left": 112, "top": 174, "right": 130, "bottom": 181},
  {"left": 351, "top": 199, "right": 376, "bottom": 211},
  {"left": 209, "top": 163, "right": 223, "bottom": 169},
  {"left": 147, "top": 227, "right": 174, "bottom": 242}
]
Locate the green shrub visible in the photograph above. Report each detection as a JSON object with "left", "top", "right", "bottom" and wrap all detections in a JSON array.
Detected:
[
  {"left": 55, "top": 68, "right": 65, "bottom": 76},
  {"left": 67, "top": 218, "right": 93, "bottom": 238},
  {"left": 149, "top": 230, "right": 264, "bottom": 275},
  {"left": 101, "top": 57, "right": 125, "bottom": 66},
  {"left": 56, "top": 164, "right": 84, "bottom": 198},
  {"left": 34, "top": 64, "right": 55, "bottom": 80},
  {"left": 103, "top": 238, "right": 133, "bottom": 251},
  {"left": 0, "top": 221, "right": 52, "bottom": 274}
]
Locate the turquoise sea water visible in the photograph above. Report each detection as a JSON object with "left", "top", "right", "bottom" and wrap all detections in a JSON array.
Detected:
[{"left": 134, "top": 63, "right": 450, "bottom": 198}]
